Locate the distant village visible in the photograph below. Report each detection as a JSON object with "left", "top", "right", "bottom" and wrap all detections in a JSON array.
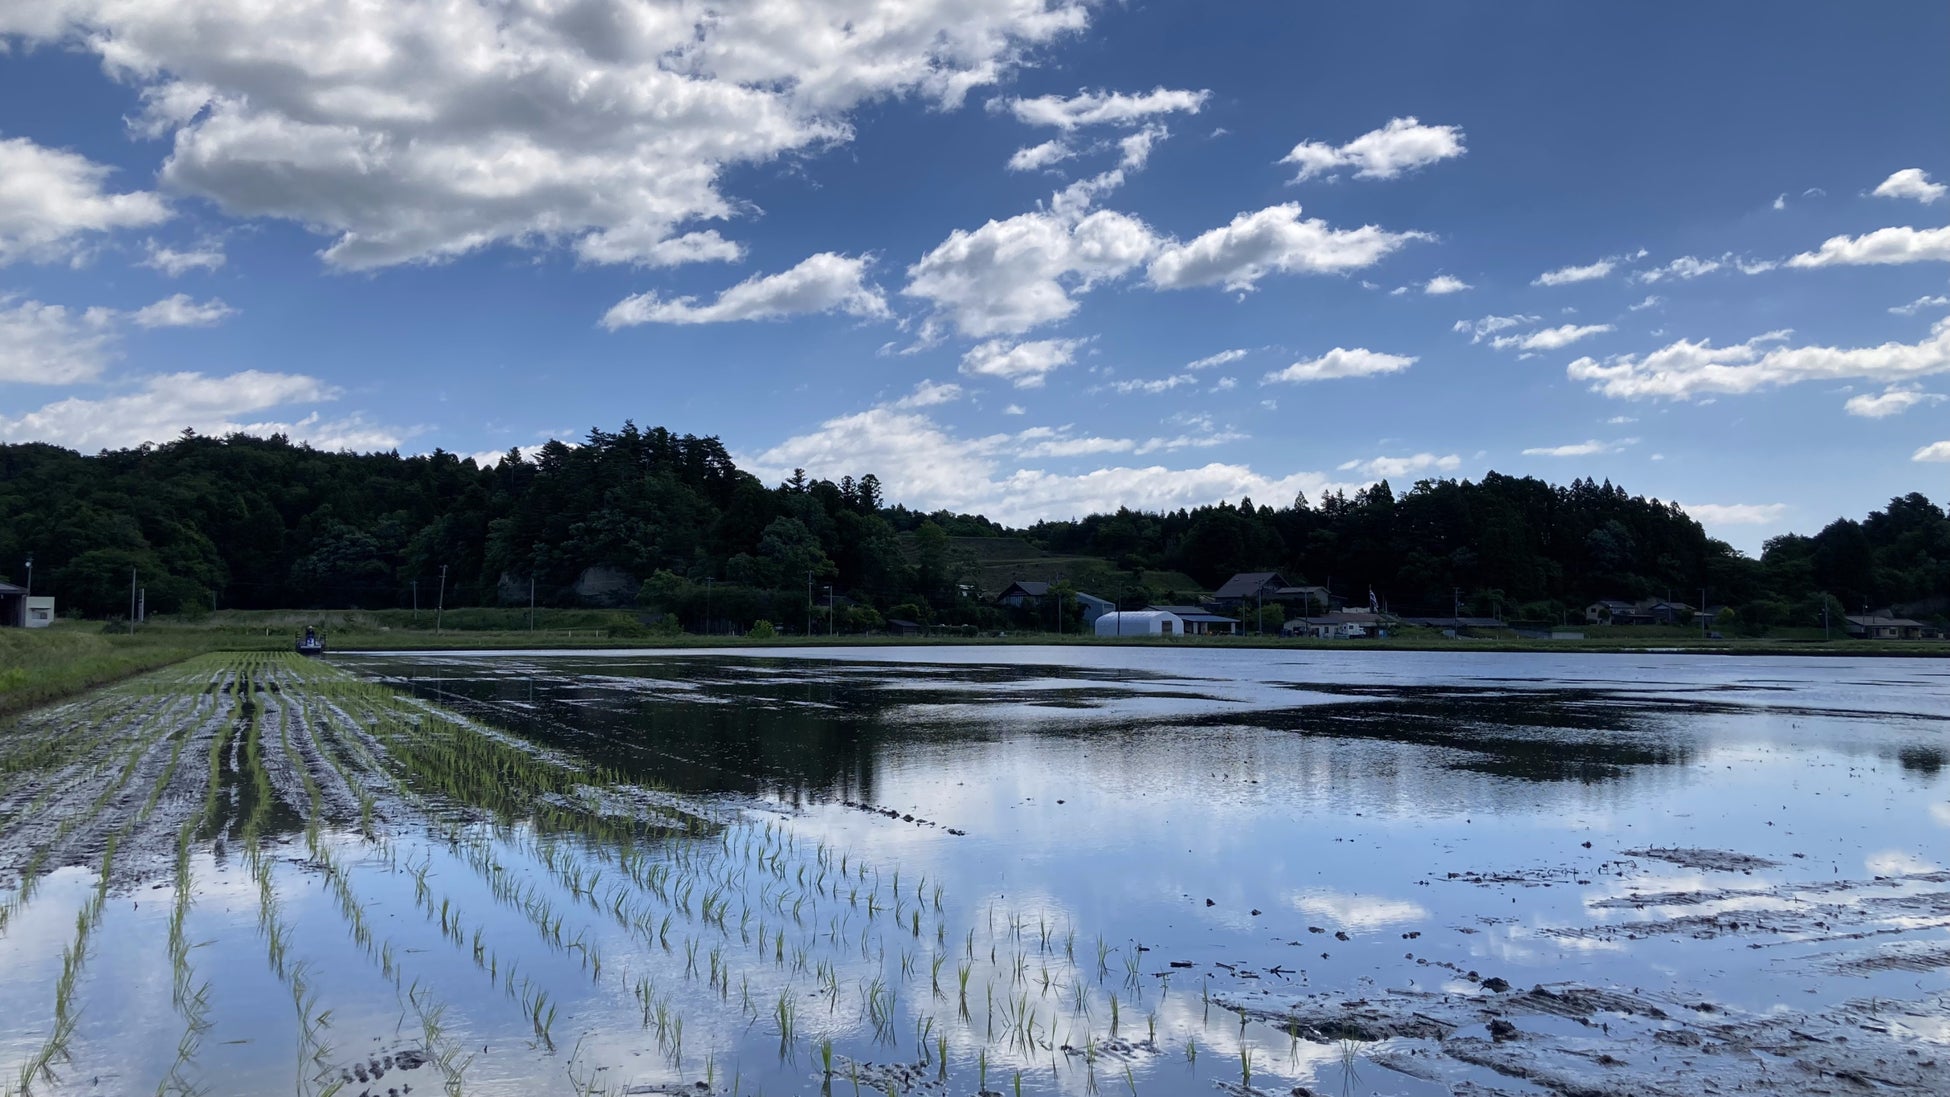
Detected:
[{"left": 980, "top": 572, "right": 1946, "bottom": 643}]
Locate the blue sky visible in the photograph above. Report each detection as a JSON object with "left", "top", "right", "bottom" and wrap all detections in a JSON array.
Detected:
[{"left": 1, "top": 1, "right": 1946, "bottom": 552}]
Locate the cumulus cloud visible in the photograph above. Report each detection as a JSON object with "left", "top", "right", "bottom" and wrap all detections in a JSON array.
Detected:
[
  {"left": 1568, "top": 318, "right": 1950, "bottom": 400},
  {"left": 959, "top": 336, "right": 1086, "bottom": 387},
  {"left": 0, "top": 297, "right": 116, "bottom": 383},
  {"left": 891, "top": 379, "right": 963, "bottom": 409},
  {"left": 1629, "top": 295, "right": 1664, "bottom": 311},
  {"left": 1634, "top": 255, "right": 1721, "bottom": 283},
  {"left": 140, "top": 238, "right": 225, "bottom": 276},
  {"left": 1004, "top": 87, "right": 1209, "bottom": 129},
  {"left": 0, "top": 369, "right": 402, "bottom": 452},
  {"left": 1453, "top": 313, "right": 1539, "bottom": 343},
  {"left": 1337, "top": 452, "right": 1460, "bottom": 478},
  {"left": 603, "top": 253, "right": 887, "bottom": 328},
  {"left": 1915, "top": 441, "right": 1950, "bottom": 462},
  {"left": 0, "top": 135, "right": 170, "bottom": 265},
  {"left": 1521, "top": 438, "right": 1636, "bottom": 457},
  {"left": 1280, "top": 117, "right": 1465, "bottom": 182},
  {"left": 1423, "top": 274, "right": 1471, "bottom": 295},
  {"left": 905, "top": 204, "right": 1158, "bottom": 338},
  {"left": 3, "top": 0, "right": 1091, "bottom": 269},
  {"left": 1872, "top": 168, "right": 1947, "bottom": 204},
  {"left": 1786, "top": 225, "right": 1950, "bottom": 268},
  {"left": 1890, "top": 294, "right": 1950, "bottom": 316},
  {"left": 1187, "top": 348, "right": 1248, "bottom": 370},
  {"left": 1490, "top": 323, "right": 1612, "bottom": 351},
  {"left": 1262, "top": 347, "right": 1416, "bottom": 384},
  {"left": 1532, "top": 259, "right": 1615, "bottom": 286},
  {"left": 1680, "top": 502, "right": 1790, "bottom": 525},
  {"left": 1844, "top": 387, "right": 1944, "bottom": 418},
  {"left": 1772, "top": 193, "right": 1787, "bottom": 211},
  {"left": 744, "top": 401, "right": 1342, "bottom": 526},
  {"left": 1007, "top": 139, "right": 1075, "bottom": 172},
  {"left": 1146, "top": 203, "right": 1427, "bottom": 292},
  {"left": 129, "top": 293, "right": 237, "bottom": 328}
]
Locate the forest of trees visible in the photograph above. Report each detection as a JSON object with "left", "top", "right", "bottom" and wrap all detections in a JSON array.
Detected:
[{"left": 1, "top": 423, "right": 1945, "bottom": 634}]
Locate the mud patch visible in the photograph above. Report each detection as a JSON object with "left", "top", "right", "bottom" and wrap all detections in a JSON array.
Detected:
[{"left": 1620, "top": 847, "right": 1778, "bottom": 872}]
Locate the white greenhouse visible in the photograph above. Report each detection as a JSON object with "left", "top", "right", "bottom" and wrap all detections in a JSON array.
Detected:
[{"left": 1093, "top": 610, "right": 1184, "bottom": 636}]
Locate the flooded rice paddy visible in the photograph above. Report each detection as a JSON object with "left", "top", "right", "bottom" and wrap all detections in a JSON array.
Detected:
[{"left": 1, "top": 647, "right": 1945, "bottom": 1097}]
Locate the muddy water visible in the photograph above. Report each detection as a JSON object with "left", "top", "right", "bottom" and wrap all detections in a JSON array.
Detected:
[{"left": 2, "top": 648, "right": 1946, "bottom": 1097}]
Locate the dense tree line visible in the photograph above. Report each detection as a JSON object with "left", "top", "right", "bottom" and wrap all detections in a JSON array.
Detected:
[{"left": 1, "top": 427, "right": 1944, "bottom": 632}]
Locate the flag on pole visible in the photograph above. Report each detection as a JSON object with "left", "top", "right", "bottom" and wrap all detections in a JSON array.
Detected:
[{"left": 1369, "top": 587, "right": 1379, "bottom": 613}]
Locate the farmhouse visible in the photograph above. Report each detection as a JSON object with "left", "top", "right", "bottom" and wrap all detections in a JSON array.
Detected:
[
  {"left": 1145, "top": 605, "right": 1240, "bottom": 635},
  {"left": 1845, "top": 613, "right": 1934, "bottom": 640},
  {"left": 995, "top": 580, "right": 1050, "bottom": 608}
]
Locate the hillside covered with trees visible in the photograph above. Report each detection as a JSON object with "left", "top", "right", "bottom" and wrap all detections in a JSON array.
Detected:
[{"left": 1, "top": 425, "right": 1945, "bottom": 633}]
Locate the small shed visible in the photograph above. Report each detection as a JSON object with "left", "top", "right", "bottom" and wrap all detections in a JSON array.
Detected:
[
  {"left": 1094, "top": 610, "right": 1183, "bottom": 636},
  {"left": 885, "top": 618, "right": 923, "bottom": 637},
  {"left": 0, "top": 582, "right": 25, "bottom": 628},
  {"left": 1073, "top": 592, "right": 1114, "bottom": 626}
]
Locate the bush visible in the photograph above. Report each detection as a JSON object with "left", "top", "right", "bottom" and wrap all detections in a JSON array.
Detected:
[{"left": 746, "top": 619, "right": 777, "bottom": 639}]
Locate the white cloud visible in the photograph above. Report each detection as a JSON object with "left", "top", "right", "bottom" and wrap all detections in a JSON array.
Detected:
[
  {"left": 1002, "top": 404, "right": 1026, "bottom": 415},
  {"left": 1872, "top": 168, "right": 1947, "bottom": 205},
  {"left": 1262, "top": 347, "right": 1416, "bottom": 384},
  {"left": 1209, "top": 376, "right": 1236, "bottom": 391},
  {"left": 602, "top": 253, "right": 887, "bottom": 328},
  {"left": 1521, "top": 438, "right": 1636, "bottom": 457},
  {"left": 1280, "top": 116, "right": 1465, "bottom": 182},
  {"left": 745, "top": 401, "right": 1345, "bottom": 526},
  {"left": 1772, "top": 193, "right": 1786, "bottom": 211},
  {"left": 1629, "top": 295, "right": 1663, "bottom": 311},
  {"left": 1843, "top": 386, "right": 1944, "bottom": 418},
  {"left": 1423, "top": 274, "right": 1471, "bottom": 295},
  {"left": 1187, "top": 348, "right": 1248, "bottom": 370},
  {"left": 1453, "top": 313, "right": 1539, "bottom": 343},
  {"left": 596, "top": 230, "right": 745, "bottom": 269},
  {"left": 891, "top": 379, "right": 963, "bottom": 409},
  {"left": 139, "top": 238, "right": 225, "bottom": 276},
  {"left": 1680, "top": 502, "right": 1790, "bottom": 526},
  {"left": 1634, "top": 255, "right": 1721, "bottom": 283},
  {"left": 0, "top": 135, "right": 170, "bottom": 265},
  {"left": 1568, "top": 317, "right": 1950, "bottom": 400},
  {"left": 1007, "top": 139, "right": 1074, "bottom": 172},
  {"left": 905, "top": 204, "right": 1158, "bottom": 338},
  {"left": 1804, "top": 187, "right": 1827, "bottom": 198},
  {"left": 1104, "top": 373, "right": 1194, "bottom": 395},
  {"left": 1606, "top": 415, "right": 1637, "bottom": 424},
  {"left": 1889, "top": 294, "right": 1950, "bottom": 316},
  {"left": 1915, "top": 441, "right": 1950, "bottom": 462},
  {"left": 1532, "top": 259, "right": 1615, "bottom": 286},
  {"left": 1786, "top": 225, "right": 1950, "bottom": 268},
  {"left": 0, "top": 369, "right": 401, "bottom": 452},
  {"left": 1146, "top": 203, "right": 1427, "bottom": 292},
  {"left": 1732, "top": 256, "right": 1778, "bottom": 274},
  {"left": 4, "top": 0, "right": 1090, "bottom": 269},
  {"left": 0, "top": 297, "right": 115, "bottom": 383},
  {"left": 1018, "top": 433, "right": 1132, "bottom": 458},
  {"left": 1337, "top": 452, "right": 1461, "bottom": 478},
  {"left": 129, "top": 293, "right": 236, "bottom": 328},
  {"left": 1491, "top": 323, "right": 1612, "bottom": 351},
  {"left": 1004, "top": 87, "right": 1209, "bottom": 129},
  {"left": 959, "top": 336, "right": 1086, "bottom": 387}
]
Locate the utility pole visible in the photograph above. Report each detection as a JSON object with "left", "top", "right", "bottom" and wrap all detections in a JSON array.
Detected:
[
  {"left": 529, "top": 575, "right": 536, "bottom": 631},
  {"left": 807, "top": 571, "right": 814, "bottom": 637},
  {"left": 1822, "top": 596, "right": 1830, "bottom": 641},
  {"left": 1257, "top": 587, "right": 1263, "bottom": 636},
  {"left": 129, "top": 567, "right": 137, "bottom": 635},
  {"left": 22, "top": 554, "right": 30, "bottom": 596},
  {"left": 436, "top": 564, "right": 448, "bottom": 635},
  {"left": 704, "top": 577, "right": 713, "bottom": 636},
  {"left": 825, "top": 585, "right": 835, "bottom": 636},
  {"left": 411, "top": 579, "right": 419, "bottom": 626},
  {"left": 1700, "top": 586, "right": 1707, "bottom": 640}
]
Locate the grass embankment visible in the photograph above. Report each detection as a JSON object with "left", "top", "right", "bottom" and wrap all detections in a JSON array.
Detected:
[{"left": 0, "top": 625, "right": 255, "bottom": 718}]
